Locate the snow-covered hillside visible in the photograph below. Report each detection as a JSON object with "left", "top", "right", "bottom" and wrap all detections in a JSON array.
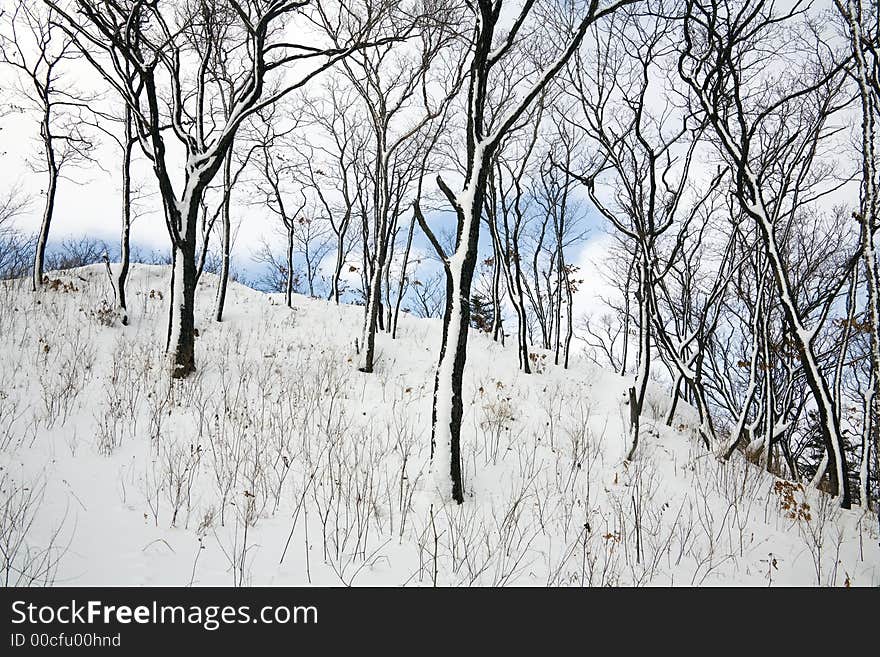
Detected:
[{"left": 1, "top": 265, "right": 877, "bottom": 586}]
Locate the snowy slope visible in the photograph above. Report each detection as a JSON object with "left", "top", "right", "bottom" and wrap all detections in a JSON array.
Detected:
[{"left": 1, "top": 264, "right": 877, "bottom": 586}]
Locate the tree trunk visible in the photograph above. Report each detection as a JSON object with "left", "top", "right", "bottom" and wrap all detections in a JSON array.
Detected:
[
  {"left": 166, "top": 240, "right": 197, "bottom": 378},
  {"left": 620, "top": 259, "right": 634, "bottom": 376},
  {"left": 751, "top": 198, "right": 851, "bottom": 506},
  {"left": 626, "top": 253, "right": 651, "bottom": 460},
  {"left": 33, "top": 116, "right": 57, "bottom": 291},
  {"left": 665, "top": 374, "right": 682, "bottom": 427},
  {"left": 214, "top": 148, "right": 233, "bottom": 321},
  {"left": 360, "top": 222, "right": 390, "bottom": 372},
  {"left": 330, "top": 229, "right": 346, "bottom": 304},
  {"left": 563, "top": 270, "right": 574, "bottom": 368},
  {"left": 531, "top": 220, "right": 550, "bottom": 349},
  {"left": 684, "top": 55, "right": 853, "bottom": 502},
  {"left": 723, "top": 273, "right": 768, "bottom": 459},
  {"left": 859, "top": 386, "right": 873, "bottom": 508},
  {"left": 160, "top": 158, "right": 210, "bottom": 378},
  {"left": 490, "top": 234, "right": 504, "bottom": 343},
  {"left": 431, "top": 186, "right": 485, "bottom": 505},
  {"left": 760, "top": 332, "right": 774, "bottom": 473},
  {"left": 117, "top": 106, "right": 133, "bottom": 325},
  {"left": 383, "top": 222, "right": 396, "bottom": 333},
  {"left": 554, "top": 246, "right": 564, "bottom": 365},
  {"left": 626, "top": 386, "right": 640, "bottom": 461},
  {"left": 490, "top": 205, "right": 530, "bottom": 372},
  {"left": 285, "top": 224, "right": 295, "bottom": 308},
  {"left": 861, "top": 219, "right": 880, "bottom": 510},
  {"left": 510, "top": 268, "right": 531, "bottom": 373}
]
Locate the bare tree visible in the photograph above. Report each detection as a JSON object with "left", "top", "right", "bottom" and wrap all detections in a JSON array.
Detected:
[
  {"left": 679, "top": 0, "right": 857, "bottom": 505},
  {"left": 319, "top": 1, "right": 463, "bottom": 373},
  {"left": 392, "top": 118, "right": 450, "bottom": 338},
  {"left": 294, "top": 213, "right": 334, "bottom": 298},
  {"left": 46, "top": 235, "right": 106, "bottom": 269},
  {"left": 565, "top": 5, "right": 718, "bottom": 459},
  {"left": 298, "top": 79, "right": 365, "bottom": 304},
  {"left": 535, "top": 117, "right": 587, "bottom": 369},
  {"left": 115, "top": 105, "right": 134, "bottom": 322},
  {"left": 252, "top": 113, "right": 309, "bottom": 307},
  {"left": 252, "top": 236, "right": 299, "bottom": 294},
  {"left": 577, "top": 311, "right": 627, "bottom": 373},
  {"left": 572, "top": 228, "right": 638, "bottom": 376},
  {"left": 407, "top": 268, "right": 446, "bottom": 319},
  {"left": 0, "top": 0, "right": 95, "bottom": 290},
  {"left": 485, "top": 105, "right": 544, "bottom": 373},
  {"left": 416, "top": 0, "right": 634, "bottom": 504},
  {"left": 84, "top": 101, "right": 145, "bottom": 325}
]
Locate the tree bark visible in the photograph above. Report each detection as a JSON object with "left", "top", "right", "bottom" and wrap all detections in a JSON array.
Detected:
[
  {"left": 563, "top": 268, "right": 574, "bottom": 368},
  {"left": 330, "top": 226, "right": 347, "bottom": 304},
  {"left": 285, "top": 225, "right": 295, "bottom": 308},
  {"left": 359, "top": 226, "right": 390, "bottom": 372},
  {"left": 682, "top": 0, "right": 853, "bottom": 505},
  {"left": 214, "top": 148, "right": 233, "bottom": 321}
]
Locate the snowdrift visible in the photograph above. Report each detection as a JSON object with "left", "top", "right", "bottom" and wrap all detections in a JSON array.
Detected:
[{"left": 0, "top": 265, "right": 877, "bottom": 586}]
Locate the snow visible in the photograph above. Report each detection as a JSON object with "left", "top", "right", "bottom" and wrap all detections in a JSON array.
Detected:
[{"left": 0, "top": 264, "right": 878, "bottom": 586}]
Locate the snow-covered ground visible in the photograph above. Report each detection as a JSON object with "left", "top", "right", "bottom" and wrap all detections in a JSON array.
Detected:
[{"left": 1, "top": 264, "right": 877, "bottom": 586}]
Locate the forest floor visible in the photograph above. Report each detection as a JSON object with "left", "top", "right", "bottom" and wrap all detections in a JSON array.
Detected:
[{"left": 1, "top": 264, "right": 878, "bottom": 586}]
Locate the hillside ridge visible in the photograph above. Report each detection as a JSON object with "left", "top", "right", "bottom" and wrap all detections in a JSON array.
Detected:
[{"left": 0, "top": 264, "right": 877, "bottom": 586}]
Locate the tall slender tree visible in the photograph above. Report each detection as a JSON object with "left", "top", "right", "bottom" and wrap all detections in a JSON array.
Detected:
[
  {"left": 0, "top": 0, "right": 95, "bottom": 291},
  {"left": 417, "top": 0, "right": 635, "bottom": 503}
]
